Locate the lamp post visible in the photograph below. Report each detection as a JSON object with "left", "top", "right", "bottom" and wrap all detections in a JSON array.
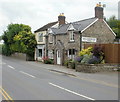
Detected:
[{"left": 79, "top": 31, "right": 82, "bottom": 51}]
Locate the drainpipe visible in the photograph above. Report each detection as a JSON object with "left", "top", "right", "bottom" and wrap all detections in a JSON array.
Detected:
[
  {"left": 79, "top": 31, "right": 82, "bottom": 51},
  {"left": 45, "top": 34, "right": 48, "bottom": 57}
]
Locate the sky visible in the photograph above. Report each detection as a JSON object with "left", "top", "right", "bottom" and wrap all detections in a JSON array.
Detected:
[{"left": 0, "top": 0, "right": 119, "bottom": 35}]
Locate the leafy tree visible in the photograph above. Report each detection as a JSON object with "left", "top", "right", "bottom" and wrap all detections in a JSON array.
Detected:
[
  {"left": 107, "top": 15, "right": 120, "bottom": 39},
  {"left": 2, "top": 23, "right": 36, "bottom": 60}
]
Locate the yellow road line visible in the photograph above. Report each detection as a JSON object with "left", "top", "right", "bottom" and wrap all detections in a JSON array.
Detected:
[
  {"left": 0, "top": 87, "right": 14, "bottom": 102},
  {"left": 0, "top": 89, "right": 10, "bottom": 102}
]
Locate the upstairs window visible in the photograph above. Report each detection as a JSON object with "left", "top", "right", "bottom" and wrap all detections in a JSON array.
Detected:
[
  {"left": 49, "top": 34, "right": 53, "bottom": 43},
  {"left": 69, "top": 31, "right": 74, "bottom": 42},
  {"left": 38, "top": 33, "right": 43, "bottom": 42}
]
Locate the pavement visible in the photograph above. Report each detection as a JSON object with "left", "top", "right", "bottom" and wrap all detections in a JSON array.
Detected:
[{"left": 33, "top": 61, "right": 119, "bottom": 87}]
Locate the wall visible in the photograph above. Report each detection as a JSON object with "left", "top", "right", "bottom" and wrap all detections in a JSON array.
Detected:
[
  {"left": 11, "top": 53, "right": 26, "bottom": 60},
  {"left": 82, "top": 19, "right": 115, "bottom": 44},
  {"left": 35, "top": 31, "right": 46, "bottom": 44}
]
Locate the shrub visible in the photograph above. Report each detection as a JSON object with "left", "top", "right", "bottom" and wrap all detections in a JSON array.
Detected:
[
  {"left": 81, "top": 54, "right": 93, "bottom": 64},
  {"left": 88, "top": 56, "right": 101, "bottom": 64},
  {"left": 76, "top": 45, "right": 105, "bottom": 64},
  {"left": 64, "top": 60, "right": 69, "bottom": 67},
  {"left": 92, "top": 45, "right": 104, "bottom": 58},
  {"left": 79, "top": 47, "right": 93, "bottom": 56},
  {"left": 74, "top": 56, "right": 83, "bottom": 62},
  {"left": 42, "top": 56, "right": 54, "bottom": 64}
]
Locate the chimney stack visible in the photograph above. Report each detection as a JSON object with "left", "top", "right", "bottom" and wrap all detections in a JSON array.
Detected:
[
  {"left": 95, "top": 2, "right": 104, "bottom": 19},
  {"left": 58, "top": 13, "right": 66, "bottom": 25}
]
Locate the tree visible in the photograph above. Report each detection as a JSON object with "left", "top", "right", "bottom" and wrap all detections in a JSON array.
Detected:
[
  {"left": 107, "top": 15, "right": 120, "bottom": 39},
  {"left": 2, "top": 23, "right": 37, "bottom": 60}
]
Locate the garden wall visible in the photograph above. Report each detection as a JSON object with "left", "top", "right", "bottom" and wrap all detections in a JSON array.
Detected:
[
  {"left": 11, "top": 53, "right": 26, "bottom": 60},
  {"left": 76, "top": 63, "right": 119, "bottom": 73},
  {"left": 84, "top": 44, "right": 120, "bottom": 64}
]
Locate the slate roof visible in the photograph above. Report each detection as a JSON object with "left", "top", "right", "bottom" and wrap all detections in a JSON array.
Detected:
[
  {"left": 34, "top": 21, "right": 58, "bottom": 33},
  {"left": 51, "top": 17, "right": 98, "bottom": 34}
]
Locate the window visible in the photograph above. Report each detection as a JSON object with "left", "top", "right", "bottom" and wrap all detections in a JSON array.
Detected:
[
  {"left": 68, "top": 49, "right": 75, "bottom": 59},
  {"left": 38, "top": 33, "right": 43, "bottom": 42},
  {"left": 49, "top": 34, "right": 53, "bottom": 43},
  {"left": 48, "top": 50, "right": 54, "bottom": 59},
  {"left": 69, "top": 49, "right": 75, "bottom": 55},
  {"left": 69, "top": 31, "right": 74, "bottom": 41}
]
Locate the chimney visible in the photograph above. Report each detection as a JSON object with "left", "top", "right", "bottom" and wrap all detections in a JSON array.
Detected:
[
  {"left": 58, "top": 13, "right": 66, "bottom": 25},
  {"left": 95, "top": 2, "right": 104, "bottom": 19}
]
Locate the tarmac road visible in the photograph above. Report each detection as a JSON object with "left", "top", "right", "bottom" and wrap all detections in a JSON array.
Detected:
[{"left": 1, "top": 56, "right": 119, "bottom": 101}]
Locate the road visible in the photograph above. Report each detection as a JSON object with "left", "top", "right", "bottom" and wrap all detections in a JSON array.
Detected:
[{"left": 1, "top": 56, "right": 119, "bottom": 101}]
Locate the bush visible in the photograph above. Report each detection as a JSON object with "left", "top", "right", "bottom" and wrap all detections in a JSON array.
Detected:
[
  {"left": 42, "top": 57, "right": 54, "bottom": 64},
  {"left": 81, "top": 54, "right": 92, "bottom": 64},
  {"left": 74, "top": 56, "right": 83, "bottom": 62},
  {"left": 88, "top": 56, "right": 101, "bottom": 64},
  {"left": 92, "top": 45, "right": 104, "bottom": 58},
  {"left": 76, "top": 45, "right": 105, "bottom": 64},
  {"left": 64, "top": 60, "right": 69, "bottom": 67},
  {"left": 79, "top": 47, "right": 93, "bottom": 56},
  {"left": 64, "top": 59, "right": 76, "bottom": 69}
]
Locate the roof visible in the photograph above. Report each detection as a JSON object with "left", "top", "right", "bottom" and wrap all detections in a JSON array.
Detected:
[
  {"left": 51, "top": 17, "right": 98, "bottom": 34},
  {"left": 34, "top": 21, "right": 58, "bottom": 33}
]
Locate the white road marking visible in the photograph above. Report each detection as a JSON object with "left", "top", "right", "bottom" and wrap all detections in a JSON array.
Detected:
[
  {"left": 19, "top": 71, "right": 36, "bottom": 78},
  {"left": 0, "top": 62, "right": 6, "bottom": 65},
  {"left": 8, "top": 65, "right": 15, "bottom": 70},
  {"left": 49, "top": 82, "right": 95, "bottom": 101}
]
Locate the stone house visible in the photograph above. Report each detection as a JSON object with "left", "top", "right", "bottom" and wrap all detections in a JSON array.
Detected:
[
  {"left": 34, "top": 13, "right": 67, "bottom": 61},
  {"left": 35, "top": 3, "right": 116, "bottom": 64}
]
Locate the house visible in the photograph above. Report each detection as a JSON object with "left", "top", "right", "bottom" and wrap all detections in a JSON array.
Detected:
[
  {"left": 34, "top": 13, "right": 67, "bottom": 61},
  {"left": 35, "top": 3, "right": 116, "bottom": 64}
]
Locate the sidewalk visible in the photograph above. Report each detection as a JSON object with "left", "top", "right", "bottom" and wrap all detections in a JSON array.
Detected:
[{"left": 34, "top": 61, "right": 119, "bottom": 88}]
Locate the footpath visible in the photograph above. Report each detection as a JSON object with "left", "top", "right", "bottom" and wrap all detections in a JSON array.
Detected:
[{"left": 33, "top": 61, "right": 119, "bottom": 88}]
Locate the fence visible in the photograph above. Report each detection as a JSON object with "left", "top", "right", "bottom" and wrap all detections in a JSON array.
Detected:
[{"left": 84, "top": 44, "right": 120, "bottom": 64}]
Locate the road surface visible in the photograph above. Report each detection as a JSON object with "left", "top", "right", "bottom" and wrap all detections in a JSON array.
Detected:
[{"left": 1, "top": 56, "right": 118, "bottom": 101}]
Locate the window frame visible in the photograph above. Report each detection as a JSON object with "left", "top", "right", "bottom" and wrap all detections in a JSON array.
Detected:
[
  {"left": 49, "top": 34, "right": 53, "bottom": 43},
  {"left": 69, "top": 31, "right": 74, "bottom": 42},
  {"left": 38, "top": 33, "right": 43, "bottom": 42}
]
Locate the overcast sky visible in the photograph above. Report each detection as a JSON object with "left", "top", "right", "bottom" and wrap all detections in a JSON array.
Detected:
[{"left": 0, "top": 0, "right": 119, "bottom": 35}]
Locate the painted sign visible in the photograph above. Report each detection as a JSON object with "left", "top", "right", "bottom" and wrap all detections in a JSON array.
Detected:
[{"left": 82, "top": 37, "right": 97, "bottom": 42}]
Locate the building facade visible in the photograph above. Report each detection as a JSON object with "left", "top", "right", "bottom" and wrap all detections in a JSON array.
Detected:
[{"left": 35, "top": 3, "right": 116, "bottom": 64}]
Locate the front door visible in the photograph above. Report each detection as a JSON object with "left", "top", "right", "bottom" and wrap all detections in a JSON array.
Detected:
[{"left": 57, "top": 50, "right": 61, "bottom": 64}]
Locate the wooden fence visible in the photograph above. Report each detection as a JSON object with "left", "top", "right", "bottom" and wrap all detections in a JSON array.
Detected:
[{"left": 84, "top": 44, "right": 120, "bottom": 64}]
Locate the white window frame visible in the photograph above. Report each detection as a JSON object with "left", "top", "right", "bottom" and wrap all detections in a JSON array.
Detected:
[
  {"left": 48, "top": 50, "right": 54, "bottom": 59},
  {"left": 69, "top": 31, "right": 74, "bottom": 42},
  {"left": 49, "top": 34, "right": 53, "bottom": 43},
  {"left": 38, "top": 33, "right": 43, "bottom": 42},
  {"left": 68, "top": 49, "right": 75, "bottom": 60}
]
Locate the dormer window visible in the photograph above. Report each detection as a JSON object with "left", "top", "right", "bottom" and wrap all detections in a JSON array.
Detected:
[
  {"left": 69, "top": 31, "right": 74, "bottom": 42},
  {"left": 38, "top": 33, "right": 43, "bottom": 42}
]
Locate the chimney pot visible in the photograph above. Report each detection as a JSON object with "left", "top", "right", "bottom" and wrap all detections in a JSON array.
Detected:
[
  {"left": 58, "top": 13, "right": 66, "bottom": 25},
  {"left": 95, "top": 3, "right": 104, "bottom": 19}
]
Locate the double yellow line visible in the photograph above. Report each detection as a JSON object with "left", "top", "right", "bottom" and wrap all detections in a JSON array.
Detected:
[{"left": 0, "top": 87, "right": 14, "bottom": 102}]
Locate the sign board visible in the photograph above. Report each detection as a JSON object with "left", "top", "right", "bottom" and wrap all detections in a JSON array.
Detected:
[{"left": 82, "top": 37, "right": 97, "bottom": 42}]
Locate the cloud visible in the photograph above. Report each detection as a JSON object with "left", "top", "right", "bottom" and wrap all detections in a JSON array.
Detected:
[{"left": 0, "top": 0, "right": 119, "bottom": 35}]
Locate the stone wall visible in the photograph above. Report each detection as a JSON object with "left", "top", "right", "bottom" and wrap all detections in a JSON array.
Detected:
[
  {"left": 47, "top": 19, "right": 115, "bottom": 65},
  {"left": 11, "top": 53, "right": 26, "bottom": 60},
  {"left": 75, "top": 63, "right": 119, "bottom": 73},
  {"left": 82, "top": 19, "right": 115, "bottom": 44}
]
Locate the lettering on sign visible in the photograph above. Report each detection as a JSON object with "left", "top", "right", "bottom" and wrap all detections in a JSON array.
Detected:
[{"left": 82, "top": 37, "right": 97, "bottom": 42}]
